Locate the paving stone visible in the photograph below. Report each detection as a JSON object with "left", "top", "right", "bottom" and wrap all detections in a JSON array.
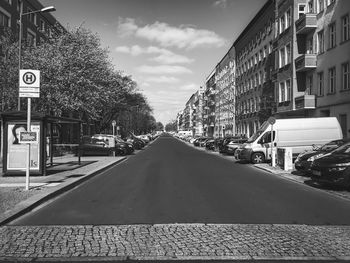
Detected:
[{"left": 1, "top": 224, "right": 350, "bottom": 260}]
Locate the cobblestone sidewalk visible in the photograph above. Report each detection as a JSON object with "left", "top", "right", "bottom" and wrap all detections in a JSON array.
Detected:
[{"left": 1, "top": 224, "right": 350, "bottom": 261}]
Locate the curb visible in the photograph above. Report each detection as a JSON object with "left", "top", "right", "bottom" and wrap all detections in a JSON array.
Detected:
[{"left": 0, "top": 157, "right": 127, "bottom": 225}]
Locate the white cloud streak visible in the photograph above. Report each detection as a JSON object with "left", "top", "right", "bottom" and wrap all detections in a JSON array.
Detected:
[
  {"left": 117, "top": 18, "right": 226, "bottom": 49},
  {"left": 115, "top": 45, "right": 193, "bottom": 64},
  {"left": 137, "top": 65, "right": 192, "bottom": 74}
]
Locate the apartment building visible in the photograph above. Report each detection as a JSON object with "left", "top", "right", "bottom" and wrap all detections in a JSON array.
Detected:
[
  {"left": 0, "top": 0, "right": 64, "bottom": 46},
  {"left": 308, "top": 0, "right": 349, "bottom": 138},
  {"left": 193, "top": 88, "right": 205, "bottom": 136},
  {"left": 203, "top": 70, "right": 216, "bottom": 137},
  {"left": 234, "top": 0, "right": 276, "bottom": 137},
  {"left": 215, "top": 46, "right": 235, "bottom": 137}
]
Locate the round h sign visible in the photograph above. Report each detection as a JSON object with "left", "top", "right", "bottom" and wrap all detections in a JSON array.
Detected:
[{"left": 19, "top": 70, "right": 40, "bottom": 88}]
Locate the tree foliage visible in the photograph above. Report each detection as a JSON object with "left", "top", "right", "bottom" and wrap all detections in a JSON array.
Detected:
[{"left": 0, "top": 26, "right": 157, "bottom": 135}]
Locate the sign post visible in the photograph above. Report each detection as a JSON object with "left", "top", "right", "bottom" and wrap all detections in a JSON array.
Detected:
[
  {"left": 112, "top": 120, "right": 116, "bottom": 136},
  {"left": 19, "top": 69, "right": 40, "bottom": 190},
  {"left": 267, "top": 117, "right": 276, "bottom": 167},
  {"left": 112, "top": 120, "right": 116, "bottom": 157}
]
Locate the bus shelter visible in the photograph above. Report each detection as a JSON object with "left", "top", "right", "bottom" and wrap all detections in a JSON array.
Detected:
[{"left": 1, "top": 111, "right": 82, "bottom": 176}]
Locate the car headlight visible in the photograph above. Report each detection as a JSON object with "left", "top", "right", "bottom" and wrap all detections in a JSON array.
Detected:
[
  {"left": 307, "top": 153, "right": 323, "bottom": 162},
  {"left": 243, "top": 145, "right": 251, "bottom": 149}
]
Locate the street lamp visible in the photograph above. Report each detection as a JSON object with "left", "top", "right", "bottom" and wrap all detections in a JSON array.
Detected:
[
  {"left": 17, "top": 1, "right": 55, "bottom": 190},
  {"left": 18, "top": 1, "right": 55, "bottom": 110}
]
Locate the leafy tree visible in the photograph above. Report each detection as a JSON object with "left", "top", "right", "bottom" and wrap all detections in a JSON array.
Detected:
[
  {"left": 0, "top": 26, "right": 158, "bottom": 136},
  {"left": 165, "top": 120, "right": 177, "bottom": 132}
]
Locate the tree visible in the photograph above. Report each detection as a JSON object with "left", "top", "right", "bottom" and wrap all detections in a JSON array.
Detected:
[
  {"left": 0, "top": 26, "right": 159, "bottom": 136},
  {"left": 155, "top": 122, "right": 164, "bottom": 131},
  {"left": 165, "top": 120, "right": 177, "bottom": 132}
]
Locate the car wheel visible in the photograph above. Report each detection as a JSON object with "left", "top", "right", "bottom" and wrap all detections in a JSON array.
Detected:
[{"left": 251, "top": 152, "right": 265, "bottom": 164}]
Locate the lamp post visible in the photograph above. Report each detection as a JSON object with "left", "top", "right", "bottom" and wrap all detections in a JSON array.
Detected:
[
  {"left": 17, "top": 1, "right": 55, "bottom": 190},
  {"left": 18, "top": 0, "right": 55, "bottom": 111}
]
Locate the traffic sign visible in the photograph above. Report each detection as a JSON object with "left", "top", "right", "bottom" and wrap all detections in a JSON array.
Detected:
[
  {"left": 267, "top": 117, "right": 276, "bottom": 125},
  {"left": 112, "top": 120, "right": 116, "bottom": 126},
  {"left": 19, "top": 131, "right": 38, "bottom": 144},
  {"left": 19, "top": 92, "right": 40, "bottom": 98},
  {"left": 19, "top": 70, "right": 40, "bottom": 88}
]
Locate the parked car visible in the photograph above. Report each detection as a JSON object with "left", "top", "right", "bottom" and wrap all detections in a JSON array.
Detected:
[
  {"left": 205, "top": 138, "right": 224, "bottom": 151},
  {"left": 310, "top": 142, "right": 350, "bottom": 188},
  {"left": 92, "top": 134, "right": 132, "bottom": 155},
  {"left": 295, "top": 139, "right": 350, "bottom": 174},
  {"left": 193, "top": 137, "right": 208, "bottom": 147},
  {"left": 205, "top": 138, "right": 216, "bottom": 150},
  {"left": 127, "top": 137, "right": 145, "bottom": 150},
  {"left": 79, "top": 137, "right": 114, "bottom": 156},
  {"left": 221, "top": 137, "right": 248, "bottom": 155}
]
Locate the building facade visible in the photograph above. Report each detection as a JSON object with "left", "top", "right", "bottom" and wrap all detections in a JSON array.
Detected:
[
  {"left": 203, "top": 70, "right": 216, "bottom": 137},
  {"left": 234, "top": 0, "right": 276, "bottom": 137},
  {"left": 0, "top": 0, "right": 64, "bottom": 46},
  {"left": 215, "top": 46, "right": 236, "bottom": 137}
]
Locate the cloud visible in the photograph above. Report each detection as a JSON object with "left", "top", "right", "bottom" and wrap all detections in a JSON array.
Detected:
[
  {"left": 213, "top": 0, "right": 228, "bottom": 8},
  {"left": 137, "top": 65, "right": 192, "bottom": 74},
  {"left": 117, "top": 17, "right": 138, "bottom": 37},
  {"left": 115, "top": 45, "right": 193, "bottom": 64},
  {"left": 145, "top": 76, "right": 180, "bottom": 83},
  {"left": 179, "top": 83, "right": 198, "bottom": 91},
  {"left": 117, "top": 18, "right": 226, "bottom": 49}
]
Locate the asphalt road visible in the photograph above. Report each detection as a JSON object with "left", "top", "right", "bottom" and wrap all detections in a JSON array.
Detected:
[{"left": 10, "top": 135, "right": 350, "bottom": 225}]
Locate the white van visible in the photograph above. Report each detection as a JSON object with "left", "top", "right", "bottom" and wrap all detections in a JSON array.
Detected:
[{"left": 236, "top": 117, "right": 343, "bottom": 164}]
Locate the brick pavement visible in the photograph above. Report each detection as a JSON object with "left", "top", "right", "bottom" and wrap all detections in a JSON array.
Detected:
[{"left": 1, "top": 224, "right": 350, "bottom": 261}]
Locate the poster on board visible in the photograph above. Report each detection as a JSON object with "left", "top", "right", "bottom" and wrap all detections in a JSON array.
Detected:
[{"left": 7, "top": 122, "right": 40, "bottom": 171}]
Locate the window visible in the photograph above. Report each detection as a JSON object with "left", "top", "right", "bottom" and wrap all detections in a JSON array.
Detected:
[
  {"left": 318, "top": 0, "right": 324, "bottom": 13},
  {"left": 341, "top": 15, "right": 349, "bottom": 42},
  {"left": 286, "top": 43, "right": 291, "bottom": 64},
  {"left": 306, "top": 37, "right": 314, "bottom": 54},
  {"left": 317, "top": 72, "right": 324, "bottom": 96},
  {"left": 27, "top": 7, "right": 36, "bottom": 24},
  {"left": 39, "top": 19, "right": 45, "bottom": 32},
  {"left": 298, "top": 4, "right": 306, "bottom": 18},
  {"left": 0, "top": 10, "right": 10, "bottom": 27},
  {"left": 286, "top": 79, "right": 291, "bottom": 101},
  {"left": 27, "top": 31, "right": 36, "bottom": 46},
  {"left": 280, "top": 15, "right": 285, "bottom": 33},
  {"left": 328, "top": 67, "right": 336, "bottom": 94},
  {"left": 279, "top": 82, "right": 285, "bottom": 102},
  {"left": 318, "top": 30, "right": 324, "bottom": 53},
  {"left": 306, "top": 75, "right": 313, "bottom": 94},
  {"left": 342, "top": 62, "right": 350, "bottom": 90},
  {"left": 329, "top": 23, "right": 336, "bottom": 49},
  {"left": 308, "top": 0, "right": 315, "bottom": 13},
  {"left": 279, "top": 47, "right": 286, "bottom": 68},
  {"left": 286, "top": 9, "right": 291, "bottom": 28}
]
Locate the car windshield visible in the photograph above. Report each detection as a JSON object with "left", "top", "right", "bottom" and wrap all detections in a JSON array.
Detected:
[
  {"left": 331, "top": 142, "right": 350, "bottom": 155},
  {"left": 246, "top": 130, "right": 263, "bottom": 143}
]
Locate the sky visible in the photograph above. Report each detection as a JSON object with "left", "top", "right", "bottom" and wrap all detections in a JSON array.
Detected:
[{"left": 40, "top": 0, "right": 267, "bottom": 125}]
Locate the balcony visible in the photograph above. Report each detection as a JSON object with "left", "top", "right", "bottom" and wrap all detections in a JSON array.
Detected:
[
  {"left": 295, "top": 13, "right": 317, "bottom": 35},
  {"left": 295, "top": 94, "right": 316, "bottom": 109},
  {"left": 295, "top": 54, "right": 317, "bottom": 72}
]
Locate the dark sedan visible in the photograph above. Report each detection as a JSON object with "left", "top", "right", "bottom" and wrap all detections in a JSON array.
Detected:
[
  {"left": 79, "top": 138, "right": 115, "bottom": 156},
  {"left": 311, "top": 142, "right": 350, "bottom": 188},
  {"left": 193, "top": 137, "right": 209, "bottom": 147},
  {"left": 219, "top": 136, "right": 247, "bottom": 154},
  {"left": 295, "top": 139, "right": 350, "bottom": 174}
]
